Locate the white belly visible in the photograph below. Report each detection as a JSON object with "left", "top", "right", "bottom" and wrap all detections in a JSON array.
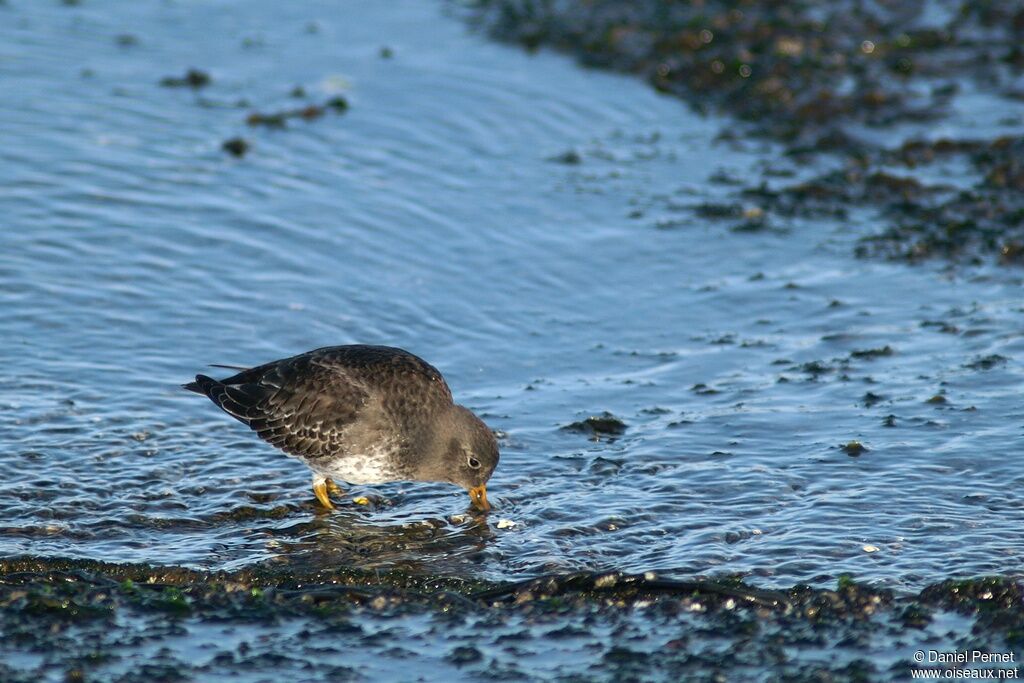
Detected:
[{"left": 318, "top": 454, "right": 398, "bottom": 485}]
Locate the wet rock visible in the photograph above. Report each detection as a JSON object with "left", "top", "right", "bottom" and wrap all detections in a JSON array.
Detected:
[
  {"left": 897, "top": 603, "right": 932, "bottom": 628},
  {"left": 446, "top": 645, "right": 482, "bottom": 666},
  {"left": 548, "top": 149, "right": 581, "bottom": 164},
  {"left": 159, "top": 68, "right": 211, "bottom": 89},
  {"left": 326, "top": 96, "right": 349, "bottom": 112},
  {"left": 856, "top": 137, "right": 1024, "bottom": 264},
  {"left": 470, "top": 1, "right": 1024, "bottom": 265},
  {"left": 221, "top": 137, "right": 250, "bottom": 157},
  {"left": 862, "top": 392, "right": 885, "bottom": 407},
  {"left": 840, "top": 441, "right": 868, "bottom": 456},
  {"left": 2, "top": 559, "right": 1022, "bottom": 679},
  {"left": 999, "top": 241, "right": 1024, "bottom": 265},
  {"left": 850, "top": 346, "right": 894, "bottom": 360},
  {"left": 694, "top": 202, "right": 743, "bottom": 219},
  {"left": 472, "top": 1, "right": 1019, "bottom": 141},
  {"left": 798, "top": 361, "right": 834, "bottom": 377},
  {"left": 561, "top": 412, "right": 627, "bottom": 439},
  {"left": 920, "top": 576, "right": 1024, "bottom": 612},
  {"left": 921, "top": 320, "right": 960, "bottom": 334},
  {"left": 587, "top": 457, "right": 625, "bottom": 476},
  {"left": 964, "top": 354, "right": 1008, "bottom": 370}
]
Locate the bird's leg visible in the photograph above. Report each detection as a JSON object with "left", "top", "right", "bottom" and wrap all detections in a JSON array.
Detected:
[
  {"left": 312, "top": 473, "right": 335, "bottom": 510},
  {"left": 325, "top": 478, "right": 344, "bottom": 496}
]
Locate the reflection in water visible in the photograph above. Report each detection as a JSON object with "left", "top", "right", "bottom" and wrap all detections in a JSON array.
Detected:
[{"left": 271, "top": 508, "right": 494, "bottom": 575}]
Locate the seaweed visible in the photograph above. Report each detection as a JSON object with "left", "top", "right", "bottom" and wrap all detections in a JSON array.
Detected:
[
  {"left": 2, "top": 558, "right": 1022, "bottom": 680},
  {"left": 469, "top": 0, "right": 1024, "bottom": 265}
]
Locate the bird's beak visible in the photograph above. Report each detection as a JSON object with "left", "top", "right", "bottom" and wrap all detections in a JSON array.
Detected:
[{"left": 469, "top": 484, "right": 490, "bottom": 511}]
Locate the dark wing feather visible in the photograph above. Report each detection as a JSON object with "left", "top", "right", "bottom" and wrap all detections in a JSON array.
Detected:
[{"left": 185, "top": 345, "right": 453, "bottom": 463}]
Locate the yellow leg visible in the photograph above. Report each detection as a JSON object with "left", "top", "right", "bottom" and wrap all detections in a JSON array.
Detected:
[
  {"left": 312, "top": 476, "right": 335, "bottom": 510},
  {"left": 325, "top": 478, "right": 343, "bottom": 496}
]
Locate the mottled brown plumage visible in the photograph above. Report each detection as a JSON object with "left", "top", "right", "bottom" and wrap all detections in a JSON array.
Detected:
[{"left": 184, "top": 345, "right": 498, "bottom": 510}]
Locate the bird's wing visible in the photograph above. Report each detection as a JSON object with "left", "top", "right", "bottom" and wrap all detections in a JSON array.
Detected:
[
  {"left": 190, "top": 346, "right": 453, "bottom": 461},
  {"left": 195, "top": 353, "right": 371, "bottom": 460}
]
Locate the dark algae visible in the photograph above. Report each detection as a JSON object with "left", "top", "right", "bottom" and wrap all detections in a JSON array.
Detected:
[
  {"left": 2, "top": 558, "right": 1022, "bottom": 681},
  {"left": 471, "top": 0, "right": 1023, "bottom": 135},
  {"left": 246, "top": 96, "right": 349, "bottom": 128},
  {"left": 158, "top": 61, "right": 349, "bottom": 148},
  {"left": 159, "top": 68, "right": 211, "bottom": 89},
  {"left": 471, "top": 0, "right": 1024, "bottom": 265},
  {"left": 221, "top": 137, "right": 250, "bottom": 158},
  {"left": 561, "top": 411, "right": 628, "bottom": 439}
]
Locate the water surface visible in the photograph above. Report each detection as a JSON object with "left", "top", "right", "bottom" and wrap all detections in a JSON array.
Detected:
[{"left": 1, "top": 0, "right": 1023, "bottom": 592}]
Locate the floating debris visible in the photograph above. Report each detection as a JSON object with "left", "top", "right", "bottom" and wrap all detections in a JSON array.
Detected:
[
  {"left": 246, "top": 97, "right": 349, "bottom": 128},
  {"left": 496, "top": 519, "right": 516, "bottom": 529},
  {"left": 159, "top": 68, "right": 211, "bottom": 89}
]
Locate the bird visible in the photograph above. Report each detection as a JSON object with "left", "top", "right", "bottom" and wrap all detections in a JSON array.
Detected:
[{"left": 183, "top": 345, "right": 498, "bottom": 511}]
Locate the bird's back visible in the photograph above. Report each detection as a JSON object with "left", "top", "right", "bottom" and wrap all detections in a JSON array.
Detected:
[{"left": 184, "top": 345, "right": 454, "bottom": 463}]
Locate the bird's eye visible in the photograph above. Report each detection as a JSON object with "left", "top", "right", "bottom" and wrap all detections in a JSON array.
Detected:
[{"left": 467, "top": 456, "right": 481, "bottom": 469}]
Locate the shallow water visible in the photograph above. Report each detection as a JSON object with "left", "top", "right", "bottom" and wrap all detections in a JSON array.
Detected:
[{"left": 2, "top": 0, "right": 1023, "bottom": 594}]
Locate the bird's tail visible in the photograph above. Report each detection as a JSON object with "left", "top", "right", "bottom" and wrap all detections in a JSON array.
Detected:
[{"left": 182, "top": 374, "right": 218, "bottom": 394}]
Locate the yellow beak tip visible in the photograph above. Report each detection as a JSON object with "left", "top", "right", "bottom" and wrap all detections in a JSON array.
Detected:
[{"left": 469, "top": 485, "right": 490, "bottom": 511}]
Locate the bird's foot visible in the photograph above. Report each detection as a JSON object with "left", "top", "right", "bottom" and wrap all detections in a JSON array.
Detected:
[
  {"left": 312, "top": 475, "right": 335, "bottom": 510},
  {"left": 325, "top": 478, "right": 344, "bottom": 496}
]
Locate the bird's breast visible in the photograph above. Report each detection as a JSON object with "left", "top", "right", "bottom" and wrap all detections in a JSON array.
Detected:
[{"left": 315, "top": 448, "right": 403, "bottom": 485}]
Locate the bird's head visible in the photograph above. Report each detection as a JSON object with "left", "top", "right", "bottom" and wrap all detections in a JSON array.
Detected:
[{"left": 423, "top": 404, "right": 499, "bottom": 511}]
